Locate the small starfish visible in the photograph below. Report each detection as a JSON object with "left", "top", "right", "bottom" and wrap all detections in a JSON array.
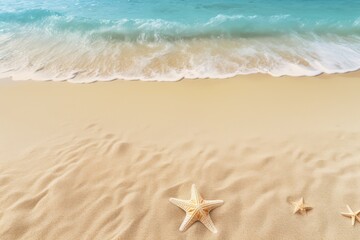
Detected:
[
  {"left": 341, "top": 205, "right": 360, "bottom": 226},
  {"left": 291, "top": 197, "right": 313, "bottom": 215},
  {"left": 169, "top": 184, "right": 224, "bottom": 233}
]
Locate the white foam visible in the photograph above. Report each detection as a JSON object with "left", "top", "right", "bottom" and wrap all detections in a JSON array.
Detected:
[{"left": 1, "top": 32, "right": 360, "bottom": 82}]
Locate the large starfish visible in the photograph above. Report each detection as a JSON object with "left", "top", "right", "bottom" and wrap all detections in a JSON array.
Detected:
[
  {"left": 341, "top": 205, "right": 360, "bottom": 226},
  {"left": 169, "top": 184, "right": 224, "bottom": 233},
  {"left": 291, "top": 197, "right": 313, "bottom": 215}
]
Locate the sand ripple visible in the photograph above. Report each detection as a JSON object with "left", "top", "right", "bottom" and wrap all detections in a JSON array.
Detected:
[{"left": 1, "top": 130, "right": 360, "bottom": 239}]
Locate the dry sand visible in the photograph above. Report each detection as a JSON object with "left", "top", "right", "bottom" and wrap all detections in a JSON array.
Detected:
[{"left": 1, "top": 73, "right": 360, "bottom": 239}]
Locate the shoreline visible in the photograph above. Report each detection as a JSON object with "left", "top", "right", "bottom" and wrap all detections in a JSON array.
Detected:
[{"left": 2, "top": 70, "right": 360, "bottom": 83}]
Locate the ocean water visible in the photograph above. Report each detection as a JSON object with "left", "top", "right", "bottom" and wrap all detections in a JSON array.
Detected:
[{"left": 0, "top": 0, "right": 360, "bottom": 82}]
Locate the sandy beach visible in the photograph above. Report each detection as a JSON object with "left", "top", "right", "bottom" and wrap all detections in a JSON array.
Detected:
[{"left": 1, "top": 73, "right": 360, "bottom": 239}]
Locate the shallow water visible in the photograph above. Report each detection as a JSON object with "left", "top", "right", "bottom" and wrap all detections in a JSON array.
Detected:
[{"left": 0, "top": 0, "right": 360, "bottom": 82}]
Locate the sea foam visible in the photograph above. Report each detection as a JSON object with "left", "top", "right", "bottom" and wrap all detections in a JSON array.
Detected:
[{"left": 0, "top": 0, "right": 360, "bottom": 82}]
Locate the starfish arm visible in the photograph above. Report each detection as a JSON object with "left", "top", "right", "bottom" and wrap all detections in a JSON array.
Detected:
[
  {"left": 293, "top": 206, "right": 300, "bottom": 214},
  {"left": 179, "top": 213, "right": 198, "bottom": 232},
  {"left": 355, "top": 215, "right": 360, "bottom": 224},
  {"left": 201, "top": 200, "right": 224, "bottom": 212},
  {"left": 341, "top": 212, "right": 352, "bottom": 218},
  {"left": 200, "top": 214, "right": 218, "bottom": 233},
  {"left": 352, "top": 216, "right": 356, "bottom": 226},
  {"left": 303, "top": 205, "right": 313, "bottom": 211},
  {"left": 169, "top": 198, "right": 194, "bottom": 211},
  {"left": 191, "top": 184, "right": 203, "bottom": 204},
  {"left": 347, "top": 205, "right": 354, "bottom": 213},
  {"left": 291, "top": 201, "right": 300, "bottom": 212}
]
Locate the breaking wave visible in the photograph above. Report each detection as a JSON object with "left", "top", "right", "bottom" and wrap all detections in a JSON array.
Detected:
[{"left": 0, "top": 10, "right": 360, "bottom": 82}]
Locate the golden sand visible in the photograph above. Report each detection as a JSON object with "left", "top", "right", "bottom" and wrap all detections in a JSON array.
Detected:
[{"left": 1, "top": 73, "right": 360, "bottom": 239}]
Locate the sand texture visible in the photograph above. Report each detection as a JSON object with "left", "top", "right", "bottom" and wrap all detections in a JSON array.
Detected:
[{"left": 1, "top": 73, "right": 360, "bottom": 239}]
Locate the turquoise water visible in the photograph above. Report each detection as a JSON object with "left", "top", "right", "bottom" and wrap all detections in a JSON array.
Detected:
[{"left": 0, "top": 0, "right": 360, "bottom": 81}]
